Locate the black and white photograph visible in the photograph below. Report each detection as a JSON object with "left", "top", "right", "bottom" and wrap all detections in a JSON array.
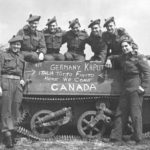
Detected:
[{"left": 0, "top": 0, "right": 150, "bottom": 149}]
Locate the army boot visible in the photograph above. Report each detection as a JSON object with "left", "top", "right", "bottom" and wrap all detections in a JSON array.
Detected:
[{"left": 3, "top": 131, "right": 14, "bottom": 148}]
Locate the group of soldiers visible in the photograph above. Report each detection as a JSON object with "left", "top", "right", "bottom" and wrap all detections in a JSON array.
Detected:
[
  {"left": 0, "top": 14, "right": 150, "bottom": 148},
  {"left": 15, "top": 14, "right": 138, "bottom": 64}
]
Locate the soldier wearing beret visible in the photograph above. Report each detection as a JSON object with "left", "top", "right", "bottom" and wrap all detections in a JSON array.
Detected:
[
  {"left": 43, "top": 16, "right": 65, "bottom": 61},
  {"left": 0, "top": 35, "right": 25, "bottom": 148},
  {"left": 86, "top": 19, "right": 107, "bottom": 62},
  {"left": 63, "top": 18, "right": 88, "bottom": 61},
  {"left": 106, "top": 39, "right": 150, "bottom": 144},
  {"left": 103, "top": 17, "right": 138, "bottom": 68},
  {"left": 17, "top": 14, "right": 47, "bottom": 63}
]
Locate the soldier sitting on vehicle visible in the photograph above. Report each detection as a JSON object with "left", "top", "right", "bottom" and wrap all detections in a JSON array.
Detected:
[
  {"left": 104, "top": 39, "right": 150, "bottom": 145},
  {"left": 86, "top": 19, "right": 107, "bottom": 63},
  {"left": 103, "top": 17, "right": 138, "bottom": 68},
  {"left": 0, "top": 35, "right": 25, "bottom": 148},
  {"left": 17, "top": 14, "right": 47, "bottom": 63},
  {"left": 44, "top": 16, "right": 65, "bottom": 61},
  {"left": 63, "top": 18, "right": 88, "bottom": 61}
]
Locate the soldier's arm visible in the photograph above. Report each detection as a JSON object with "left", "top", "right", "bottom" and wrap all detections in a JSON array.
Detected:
[
  {"left": 137, "top": 55, "right": 150, "bottom": 92},
  {"left": 38, "top": 32, "right": 47, "bottom": 54},
  {"left": 62, "top": 31, "right": 68, "bottom": 44},
  {"left": 98, "top": 40, "right": 108, "bottom": 63}
]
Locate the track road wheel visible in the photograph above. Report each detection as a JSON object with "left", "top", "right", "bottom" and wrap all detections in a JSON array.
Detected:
[
  {"left": 77, "top": 111, "right": 106, "bottom": 139},
  {"left": 30, "top": 110, "right": 59, "bottom": 139}
]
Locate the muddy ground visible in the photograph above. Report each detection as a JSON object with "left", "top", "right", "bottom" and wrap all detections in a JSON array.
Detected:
[{"left": 0, "top": 137, "right": 150, "bottom": 150}]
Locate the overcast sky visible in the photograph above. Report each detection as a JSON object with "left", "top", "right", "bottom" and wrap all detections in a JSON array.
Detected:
[{"left": 0, "top": 0, "right": 150, "bottom": 57}]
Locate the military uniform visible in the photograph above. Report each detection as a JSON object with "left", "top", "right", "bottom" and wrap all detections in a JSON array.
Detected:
[
  {"left": 109, "top": 52, "right": 150, "bottom": 142},
  {"left": 17, "top": 15, "right": 46, "bottom": 63},
  {"left": 44, "top": 17, "right": 65, "bottom": 61},
  {"left": 63, "top": 18, "right": 88, "bottom": 61},
  {"left": 87, "top": 31, "right": 107, "bottom": 62},
  {"left": 103, "top": 28, "right": 138, "bottom": 68},
  {"left": 17, "top": 25, "right": 46, "bottom": 62},
  {"left": 87, "top": 19, "right": 107, "bottom": 62},
  {"left": 63, "top": 30, "right": 88, "bottom": 61},
  {"left": 103, "top": 27, "right": 138, "bottom": 56},
  {"left": 0, "top": 50, "right": 24, "bottom": 131}
]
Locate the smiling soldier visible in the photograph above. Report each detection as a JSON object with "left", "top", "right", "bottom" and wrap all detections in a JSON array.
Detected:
[
  {"left": 0, "top": 35, "right": 25, "bottom": 148},
  {"left": 103, "top": 17, "right": 138, "bottom": 68},
  {"left": 86, "top": 19, "right": 107, "bottom": 63},
  {"left": 17, "top": 14, "right": 47, "bottom": 63},
  {"left": 43, "top": 16, "right": 65, "bottom": 61}
]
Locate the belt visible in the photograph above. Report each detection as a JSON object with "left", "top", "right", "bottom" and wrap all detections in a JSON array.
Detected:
[{"left": 2, "top": 75, "right": 20, "bottom": 80}]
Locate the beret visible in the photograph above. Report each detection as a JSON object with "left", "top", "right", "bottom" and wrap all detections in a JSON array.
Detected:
[
  {"left": 69, "top": 18, "right": 80, "bottom": 28},
  {"left": 27, "top": 14, "right": 41, "bottom": 23},
  {"left": 8, "top": 35, "right": 23, "bottom": 43},
  {"left": 103, "top": 16, "right": 115, "bottom": 27},
  {"left": 88, "top": 19, "right": 101, "bottom": 28},
  {"left": 46, "top": 16, "right": 57, "bottom": 26}
]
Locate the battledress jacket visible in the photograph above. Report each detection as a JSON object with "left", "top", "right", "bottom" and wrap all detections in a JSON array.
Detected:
[
  {"left": 62, "top": 30, "right": 88, "bottom": 55},
  {"left": 0, "top": 49, "right": 25, "bottom": 86},
  {"left": 17, "top": 25, "right": 47, "bottom": 54},
  {"left": 43, "top": 28, "right": 65, "bottom": 54},
  {"left": 102, "top": 28, "right": 138, "bottom": 59},
  {"left": 86, "top": 31, "right": 107, "bottom": 62},
  {"left": 108, "top": 52, "right": 150, "bottom": 93}
]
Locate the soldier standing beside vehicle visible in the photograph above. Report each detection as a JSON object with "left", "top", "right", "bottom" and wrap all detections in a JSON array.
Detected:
[
  {"left": 63, "top": 18, "right": 88, "bottom": 61},
  {"left": 0, "top": 35, "right": 25, "bottom": 148},
  {"left": 43, "top": 16, "right": 65, "bottom": 61},
  {"left": 17, "top": 14, "right": 46, "bottom": 63},
  {"left": 86, "top": 19, "right": 107, "bottom": 63},
  {"left": 103, "top": 17, "right": 138, "bottom": 68},
  {"left": 105, "top": 39, "right": 150, "bottom": 144}
]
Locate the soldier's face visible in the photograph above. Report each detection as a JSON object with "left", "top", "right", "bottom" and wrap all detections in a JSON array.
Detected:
[
  {"left": 10, "top": 42, "right": 21, "bottom": 53},
  {"left": 29, "top": 21, "right": 39, "bottom": 31},
  {"left": 72, "top": 23, "right": 80, "bottom": 34},
  {"left": 91, "top": 24, "right": 100, "bottom": 35},
  {"left": 121, "top": 42, "right": 132, "bottom": 54},
  {"left": 48, "top": 22, "right": 57, "bottom": 33},
  {"left": 106, "top": 22, "right": 116, "bottom": 33}
]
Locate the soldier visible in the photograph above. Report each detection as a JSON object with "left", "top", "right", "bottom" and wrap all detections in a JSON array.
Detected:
[
  {"left": 44, "top": 16, "right": 65, "bottom": 61},
  {"left": 63, "top": 18, "right": 88, "bottom": 61},
  {"left": 87, "top": 19, "right": 107, "bottom": 62},
  {"left": 0, "top": 35, "right": 25, "bottom": 148},
  {"left": 17, "top": 14, "right": 46, "bottom": 63},
  {"left": 103, "top": 17, "right": 138, "bottom": 68},
  {"left": 105, "top": 39, "right": 150, "bottom": 144}
]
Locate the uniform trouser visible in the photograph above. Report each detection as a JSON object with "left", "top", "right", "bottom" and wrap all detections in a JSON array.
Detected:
[
  {"left": 110, "top": 91, "right": 143, "bottom": 141},
  {"left": 64, "top": 51, "right": 85, "bottom": 61},
  {"left": 1, "top": 78, "right": 23, "bottom": 132},
  {"left": 21, "top": 51, "right": 39, "bottom": 63},
  {"left": 45, "top": 53, "right": 65, "bottom": 61}
]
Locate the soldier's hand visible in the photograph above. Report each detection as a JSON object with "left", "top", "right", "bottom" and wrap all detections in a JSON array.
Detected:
[
  {"left": 39, "top": 53, "right": 44, "bottom": 61},
  {"left": 0, "top": 86, "right": 2, "bottom": 96},
  {"left": 20, "top": 80, "right": 25, "bottom": 87},
  {"left": 105, "top": 59, "right": 112, "bottom": 68},
  {"left": 137, "top": 86, "right": 145, "bottom": 95}
]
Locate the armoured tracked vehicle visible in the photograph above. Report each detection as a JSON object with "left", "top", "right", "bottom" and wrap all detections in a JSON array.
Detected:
[{"left": 18, "top": 61, "right": 150, "bottom": 140}]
